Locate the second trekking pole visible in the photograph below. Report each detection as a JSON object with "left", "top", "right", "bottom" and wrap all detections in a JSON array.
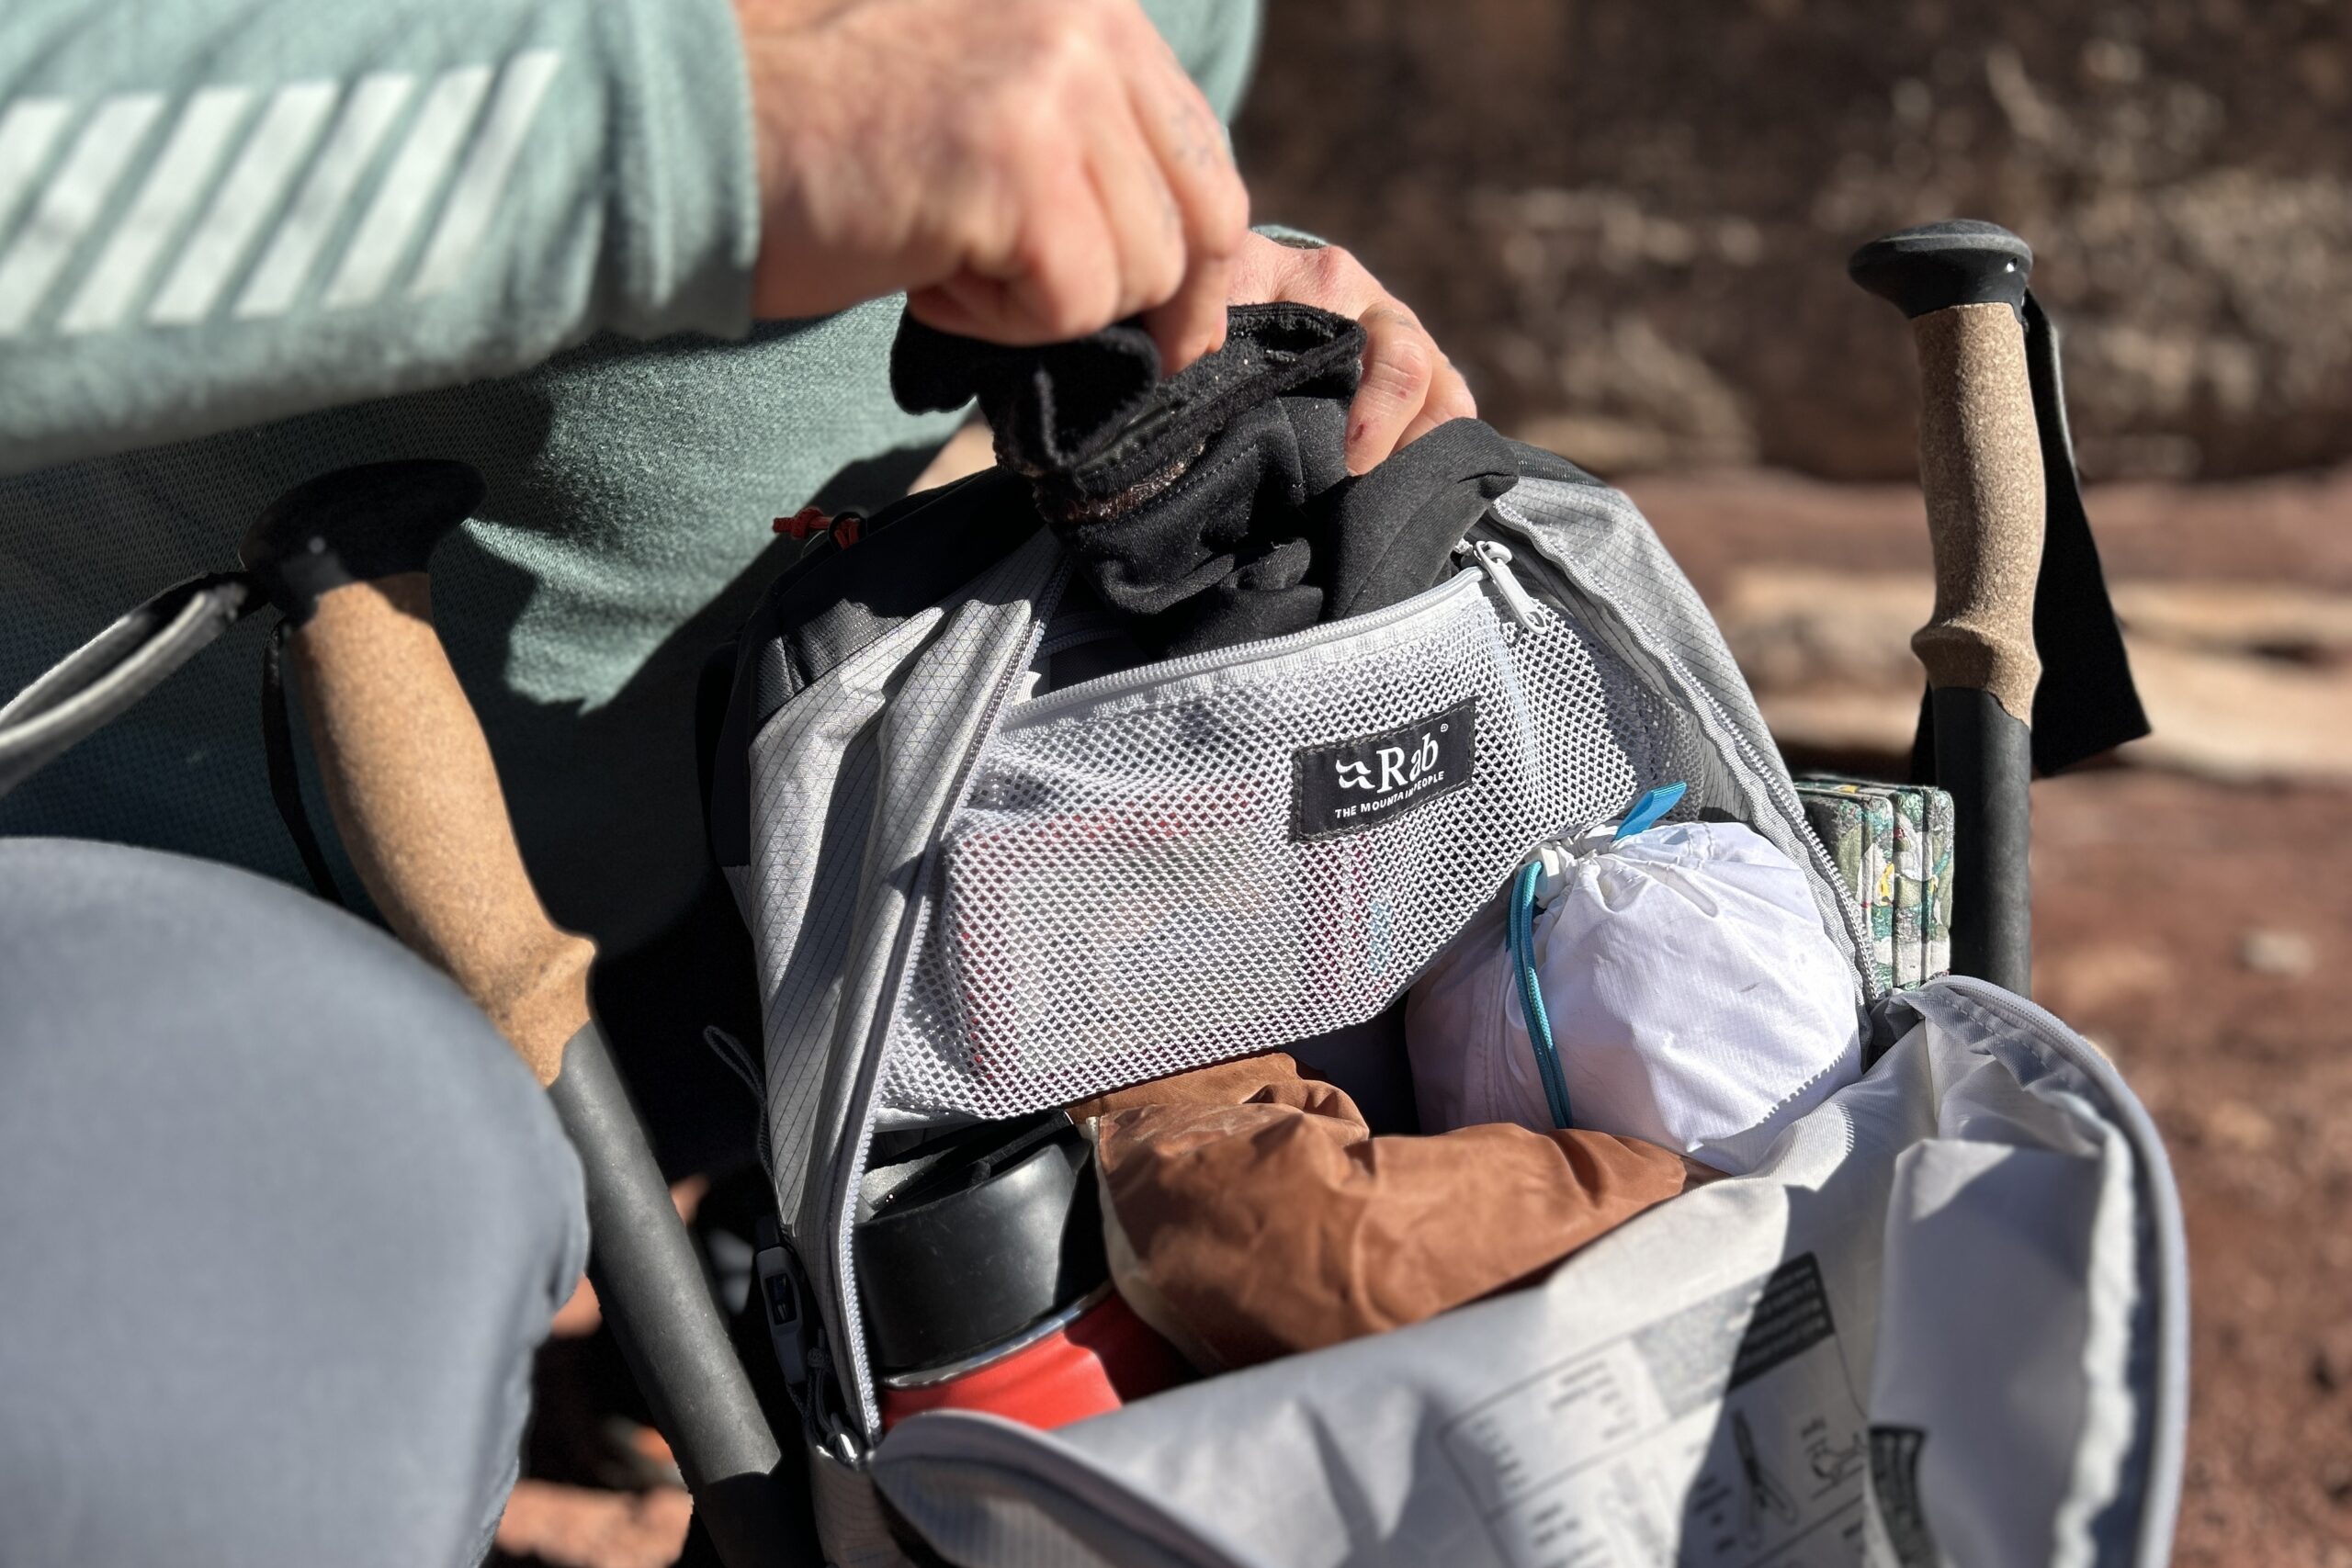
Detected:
[
  {"left": 240, "top": 460, "right": 798, "bottom": 1568},
  {"left": 1849, "top": 219, "right": 2042, "bottom": 995}
]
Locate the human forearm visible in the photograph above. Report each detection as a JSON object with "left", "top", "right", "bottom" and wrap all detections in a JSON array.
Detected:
[
  {"left": 731, "top": 0, "right": 1248, "bottom": 370},
  {"left": 0, "top": 0, "right": 761, "bottom": 473}
]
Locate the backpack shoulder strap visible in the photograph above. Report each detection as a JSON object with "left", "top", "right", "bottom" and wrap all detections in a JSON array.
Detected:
[{"left": 0, "top": 571, "right": 256, "bottom": 802}]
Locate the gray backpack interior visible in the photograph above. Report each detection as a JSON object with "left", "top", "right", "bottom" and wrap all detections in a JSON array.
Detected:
[{"left": 717, "top": 458, "right": 2185, "bottom": 1568}]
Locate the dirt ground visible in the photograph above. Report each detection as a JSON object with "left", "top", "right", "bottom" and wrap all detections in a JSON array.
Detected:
[{"left": 2035, "top": 771, "right": 2352, "bottom": 1565}]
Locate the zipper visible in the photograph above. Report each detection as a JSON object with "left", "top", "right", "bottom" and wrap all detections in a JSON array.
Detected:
[
  {"left": 1460, "top": 537, "right": 1544, "bottom": 626},
  {"left": 1005, "top": 564, "right": 1496, "bottom": 724},
  {"left": 826, "top": 558, "right": 1069, "bottom": 1443},
  {"left": 752, "top": 1224, "right": 858, "bottom": 1457},
  {"left": 1922, "top": 975, "right": 2104, "bottom": 1068}
]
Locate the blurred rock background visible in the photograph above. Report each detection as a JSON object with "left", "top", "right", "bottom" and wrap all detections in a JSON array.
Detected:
[
  {"left": 1238, "top": 0, "right": 2352, "bottom": 481},
  {"left": 1241, "top": 6, "right": 2350, "bottom": 1564}
]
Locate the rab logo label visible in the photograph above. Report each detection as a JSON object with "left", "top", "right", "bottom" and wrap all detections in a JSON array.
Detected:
[
  {"left": 1292, "top": 697, "right": 1478, "bottom": 841},
  {"left": 1333, "top": 731, "right": 1443, "bottom": 795}
]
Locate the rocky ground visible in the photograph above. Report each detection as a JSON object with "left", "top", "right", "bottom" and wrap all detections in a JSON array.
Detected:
[{"left": 2036, "top": 772, "right": 2352, "bottom": 1565}]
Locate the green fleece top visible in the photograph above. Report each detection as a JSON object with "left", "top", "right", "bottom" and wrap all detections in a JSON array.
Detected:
[{"left": 0, "top": 0, "right": 1261, "bottom": 957}]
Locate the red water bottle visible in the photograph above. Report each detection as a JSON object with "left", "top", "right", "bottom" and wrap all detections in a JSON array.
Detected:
[{"left": 855, "top": 1111, "right": 1190, "bottom": 1430}]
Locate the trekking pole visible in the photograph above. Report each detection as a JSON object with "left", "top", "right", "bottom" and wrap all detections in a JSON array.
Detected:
[
  {"left": 240, "top": 461, "right": 797, "bottom": 1568},
  {"left": 1849, "top": 220, "right": 2041, "bottom": 994}
]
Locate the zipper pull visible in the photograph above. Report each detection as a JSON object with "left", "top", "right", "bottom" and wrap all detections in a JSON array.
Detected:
[
  {"left": 1612, "top": 780, "right": 1689, "bottom": 840},
  {"left": 1467, "top": 538, "right": 1543, "bottom": 627}
]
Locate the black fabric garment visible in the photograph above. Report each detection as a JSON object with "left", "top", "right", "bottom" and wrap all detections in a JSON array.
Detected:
[
  {"left": 1910, "top": 290, "right": 2150, "bottom": 780},
  {"left": 2019, "top": 292, "right": 2149, "bottom": 773},
  {"left": 894, "top": 304, "right": 1521, "bottom": 657}
]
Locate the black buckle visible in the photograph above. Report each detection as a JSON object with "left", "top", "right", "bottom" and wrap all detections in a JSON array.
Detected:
[{"left": 752, "top": 1220, "right": 855, "bottom": 1450}]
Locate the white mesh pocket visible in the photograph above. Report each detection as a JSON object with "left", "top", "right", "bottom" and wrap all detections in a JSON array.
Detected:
[{"left": 881, "top": 569, "right": 1677, "bottom": 1117}]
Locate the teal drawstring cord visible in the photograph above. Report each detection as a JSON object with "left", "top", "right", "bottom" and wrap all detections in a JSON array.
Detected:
[
  {"left": 1507, "top": 859, "right": 1573, "bottom": 1128},
  {"left": 1506, "top": 782, "right": 1687, "bottom": 1131}
]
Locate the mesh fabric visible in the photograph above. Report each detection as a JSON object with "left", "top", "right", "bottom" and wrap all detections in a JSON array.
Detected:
[{"left": 879, "top": 570, "right": 1681, "bottom": 1118}]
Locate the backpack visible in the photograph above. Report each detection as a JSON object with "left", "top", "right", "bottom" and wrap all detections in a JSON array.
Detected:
[{"left": 705, "top": 343, "right": 2184, "bottom": 1566}]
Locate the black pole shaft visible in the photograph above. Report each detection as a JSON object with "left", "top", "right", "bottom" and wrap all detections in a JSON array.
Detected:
[
  {"left": 547, "top": 1021, "right": 798, "bottom": 1568},
  {"left": 1930, "top": 687, "right": 2032, "bottom": 993}
]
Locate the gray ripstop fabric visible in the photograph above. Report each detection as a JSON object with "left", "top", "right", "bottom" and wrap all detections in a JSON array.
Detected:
[
  {"left": 744, "top": 605, "right": 942, "bottom": 1227},
  {"left": 731, "top": 454, "right": 2182, "bottom": 1568},
  {"left": 741, "top": 528, "right": 1066, "bottom": 1417},
  {"left": 867, "top": 980, "right": 2186, "bottom": 1568}
]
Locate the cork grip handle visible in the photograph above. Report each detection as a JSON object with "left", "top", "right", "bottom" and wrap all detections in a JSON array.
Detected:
[
  {"left": 1850, "top": 220, "right": 2046, "bottom": 725},
  {"left": 1907, "top": 303, "right": 2045, "bottom": 722},
  {"left": 292, "top": 577, "right": 593, "bottom": 1085},
  {"left": 242, "top": 461, "right": 591, "bottom": 1085}
]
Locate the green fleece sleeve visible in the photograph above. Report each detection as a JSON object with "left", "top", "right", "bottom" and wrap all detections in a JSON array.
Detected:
[
  {"left": 0, "top": 0, "right": 761, "bottom": 473},
  {"left": 1138, "top": 0, "right": 1262, "bottom": 124}
]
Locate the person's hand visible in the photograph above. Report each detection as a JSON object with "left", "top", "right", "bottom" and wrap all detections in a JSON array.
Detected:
[
  {"left": 1226, "top": 232, "right": 1477, "bottom": 473},
  {"left": 734, "top": 0, "right": 1250, "bottom": 370}
]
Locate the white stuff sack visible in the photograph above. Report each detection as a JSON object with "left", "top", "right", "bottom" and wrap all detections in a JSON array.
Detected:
[{"left": 1405, "top": 818, "right": 1863, "bottom": 1173}]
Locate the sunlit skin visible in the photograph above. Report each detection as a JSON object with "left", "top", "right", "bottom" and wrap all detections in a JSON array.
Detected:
[{"left": 734, "top": 0, "right": 1473, "bottom": 474}]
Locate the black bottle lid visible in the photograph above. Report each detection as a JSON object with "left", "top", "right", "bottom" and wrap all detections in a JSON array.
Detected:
[{"left": 854, "top": 1110, "right": 1109, "bottom": 1376}]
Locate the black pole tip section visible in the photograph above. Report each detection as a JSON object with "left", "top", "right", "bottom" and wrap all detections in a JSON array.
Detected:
[
  {"left": 1849, "top": 219, "right": 2032, "bottom": 320},
  {"left": 548, "top": 1021, "right": 796, "bottom": 1568},
  {"left": 1930, "top": 685, "right": 2033, "bottom": 996},
  {"left": 239, "top": 459, "right": 486, "bottom": 624}
]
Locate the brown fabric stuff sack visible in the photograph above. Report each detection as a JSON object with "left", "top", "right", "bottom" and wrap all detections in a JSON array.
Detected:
[{"left": 1069, "top": 1053, "right": 1697, "bottom": 1372}]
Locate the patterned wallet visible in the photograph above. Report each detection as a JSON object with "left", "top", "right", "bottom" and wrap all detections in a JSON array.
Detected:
[{"left": 1794, "top": 776, "right": 1954, "bottom": 987}]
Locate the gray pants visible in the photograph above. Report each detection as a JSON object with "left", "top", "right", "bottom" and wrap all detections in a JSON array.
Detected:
[{"left": 0, "top": 839, "right": 589, "bottom": 1568}]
